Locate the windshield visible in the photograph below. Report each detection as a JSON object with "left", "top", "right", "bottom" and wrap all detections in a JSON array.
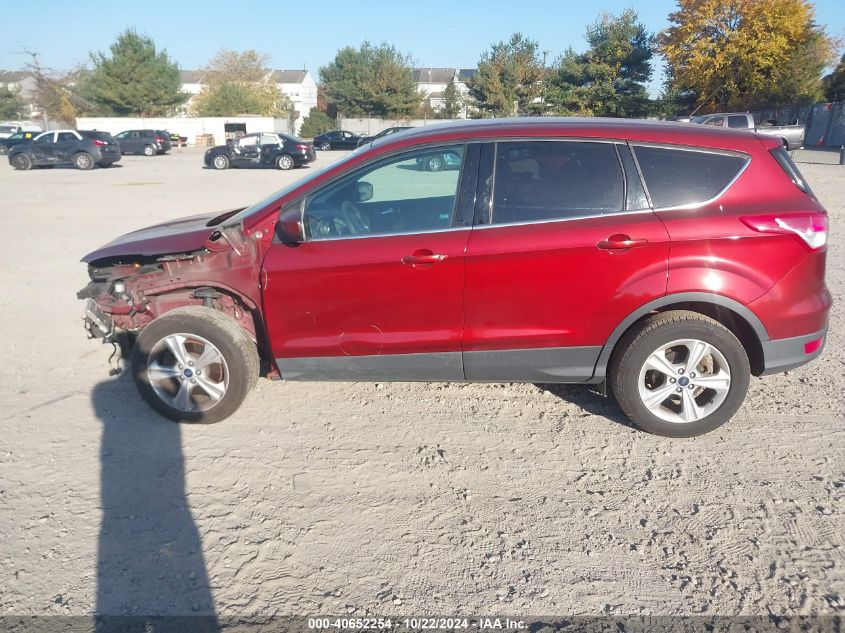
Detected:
[
  {"left": 690, "top": 115, "right": 711, "bottom": 124},
  {"left": 221, "top": 146, "right": 369, "bottom": 228}
]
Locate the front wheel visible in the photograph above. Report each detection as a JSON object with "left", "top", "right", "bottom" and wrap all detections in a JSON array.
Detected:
[
  {"left": 425, "top": 155, "right": 445, "bottom": 172},
  {"left": 320, "top": 142, "right": 331, "bottom": 151},
  {"left": 276, "top": 154, "right": 294, "bottom": 170},
  {"left": 609, "top": 311, "right": 750, "bottom": 437},
  {"left": 212, "top": 154, "right": 230, "bottom": 170},
  {"left": 131, "top": 306, "right": 260, "bottom": 423},
  {"left": 11, "top": 153, "right": 32, "bottom": 170}
]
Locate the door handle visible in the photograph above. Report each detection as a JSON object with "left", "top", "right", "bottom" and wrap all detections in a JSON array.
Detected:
[
  {"left": 597, "top": 234, "right": 649, "bottom": 250},
  {"left": 401, "top": 252, "right": 449, "bottom": 265}
]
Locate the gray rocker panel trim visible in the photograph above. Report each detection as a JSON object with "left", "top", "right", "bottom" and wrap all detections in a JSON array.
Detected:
[
  {"left": 463, "top": 346, "right": 601, "bottom": 382},
  {"left": 591, "top": 292, "right": 771, "bottom": 380},
  {"left": 278, "top": 351, "right": 464, "bottom": 381},
  {"left": 759, "top": 326, "right": 827, "bottom": 376}
]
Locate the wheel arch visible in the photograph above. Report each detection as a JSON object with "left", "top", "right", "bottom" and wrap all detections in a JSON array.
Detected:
[{"left": 594, "top": 293, "right": 769, "bottom": 380}]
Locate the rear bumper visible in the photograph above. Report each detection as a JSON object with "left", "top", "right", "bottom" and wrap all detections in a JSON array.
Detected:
[{"left": 761, "top": 326, "right": 827, "bottom": 375}]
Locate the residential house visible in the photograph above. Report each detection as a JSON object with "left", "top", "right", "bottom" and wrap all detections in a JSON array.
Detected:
[{"left": 413, "top": 68, "right": 476, "bottom": 118}]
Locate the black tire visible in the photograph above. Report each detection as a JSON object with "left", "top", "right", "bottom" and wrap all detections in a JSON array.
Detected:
[
  {"left": 609, "top": 310, "right": 750, "bottom": 437},
  {"left": 10, "top": 153, "right": 32, "bottom": 171},
  {"left": 320, "top": 142, "right": 331, "bottom": 151},
  {"left": 276, "top": 154, "right": 295, "bottom": 170},
  {"left": 73, "top": 152, "right": 94, "bottom": 170},
  {"left": 131, "top": 306, "right": 260, "bottom": 424},
  {"left": 143, "top": 144, "right": 156, "bottom": 157},
  {"left": 211, "top": 154, "right": 230, "bottom": 170},
  {"left": 426, "top": 155, "right": 445, "bottom": 172}
]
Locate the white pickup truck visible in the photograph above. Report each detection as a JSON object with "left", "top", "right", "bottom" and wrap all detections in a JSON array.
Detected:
[{"left": 690, "top": 112, "right": 805, "bottom": 150}]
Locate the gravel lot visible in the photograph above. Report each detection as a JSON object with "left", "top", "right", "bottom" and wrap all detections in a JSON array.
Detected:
[{"left": 0, "top": 147, "right": 842, "bottom": 619}]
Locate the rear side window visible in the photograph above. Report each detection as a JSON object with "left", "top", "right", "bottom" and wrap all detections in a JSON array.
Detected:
[
  {"left": 728, "top": 115, "right": 749, "bottom": 129},
  {"left": 770, "top": 147, "right": 812, "bottom": 194},
  {"left": 492, "top": 141, "right": 624, "bottom": 224},
  {"left": 79, "top": 131, "right": 114, "bottom": 141},
  {"left": 633, "top": 146, "right": 747, "bottom": 208}
]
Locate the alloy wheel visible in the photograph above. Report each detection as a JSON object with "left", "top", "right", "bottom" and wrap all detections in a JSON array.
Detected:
[
  {"left": 146, "top": 333, "right": 229, "bottom": 413},
  {"left": 636, "top": 338, "right": 731, "bottom": 424}
]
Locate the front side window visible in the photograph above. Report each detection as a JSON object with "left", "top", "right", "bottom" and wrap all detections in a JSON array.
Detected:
[
  {"left": 303, "top": 145, "right": 465, "bottom": 240},
  {"left": 633, "top": 145, "right": 748, "bottom": 208},
  {"left": 492, "top": 141, "right": 625, "bottom": 224}
]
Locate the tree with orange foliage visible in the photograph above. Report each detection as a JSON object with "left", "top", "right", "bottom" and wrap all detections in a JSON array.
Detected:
[{"left": 659, "top": 0, "right": 834, "bottom": 112}]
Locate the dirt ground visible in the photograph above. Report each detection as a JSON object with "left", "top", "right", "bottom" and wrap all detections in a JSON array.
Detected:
[{"left": 0, "top": 146, "right": 842, "bottom": 619}]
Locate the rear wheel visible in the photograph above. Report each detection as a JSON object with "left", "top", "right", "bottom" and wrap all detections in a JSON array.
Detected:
[
  {"left": 73, "top": 152, "right": 94, "bottom": 170},
  {"left": 609, "top": 311, "right": 750, "bottom": 437},
  {"left": 143, "top": 144, "right": 156, "bottom": 156},
  {"left": 11, "top": 153, "right": 32, "bottom": 170},
  {"left": 276, "top": 154, "right": 295, "bottom": 170},
  {"left": 425, "top": 155, "right": 445, "bottom": 172},
  {"left": 131, "top": 306, "right": 259, "bottom": 423}
]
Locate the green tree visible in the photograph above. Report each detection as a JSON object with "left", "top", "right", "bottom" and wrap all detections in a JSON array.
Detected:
[
  {"left": 468, "top": 33, "right": 544, "bottom": 117},
  {"left": 0, "top": 85, "right": 25, "bottom": 119},
  {"left": 546, "top": 10, "right": 653, "bottom": 117},
  {"left": 81, "top": 29, "right": 186, "bottom": 116},
  {"left": 660, "top": 0, "right": 835, "bottom": 111},
  {"left": 441, "top": 77, "right": 462, "bottom": 118},
  {"left": 823, "top": 53, "right": 845, "bottom": 102},
  {"left": 190, "top": 49, "right": 293, "bottom": 117},
  {"left": 299, "top": 107, "right": 335, "bottom": 137},
  {"left": 320, "top": 42, "right": 419, "bottom": 117}
]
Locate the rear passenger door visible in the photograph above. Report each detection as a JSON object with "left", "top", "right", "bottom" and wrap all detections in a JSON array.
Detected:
[{"left": 462, "top": 140, "right": 670, "bottom": 382}]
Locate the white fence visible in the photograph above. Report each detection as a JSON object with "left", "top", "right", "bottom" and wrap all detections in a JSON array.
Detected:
[
  {"left": 339, "top": 118, "right": 460, "bottom": 136},
  {"left": 75, "top": 116, "right": 291, "bottom": 145}
]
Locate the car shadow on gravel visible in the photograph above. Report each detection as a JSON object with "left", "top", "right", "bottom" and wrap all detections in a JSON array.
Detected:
[
  {"left": 91, "top": 375, "right": 219, "bottom": 631},
  {"left": 535, "top": 383, "right": 636, "bottom": 429}
]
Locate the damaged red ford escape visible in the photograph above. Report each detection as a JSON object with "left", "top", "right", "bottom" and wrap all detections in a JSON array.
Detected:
[{"left": 78, "top": 119, "right": 830, "bottom": 437}]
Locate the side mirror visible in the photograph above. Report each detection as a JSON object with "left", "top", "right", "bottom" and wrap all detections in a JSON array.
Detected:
[
  {"left": 277, "top": 203, "right": 305, "bottom": 244},
  {"left": 357, "top": 181, "right": 373, "bottom": 202}
]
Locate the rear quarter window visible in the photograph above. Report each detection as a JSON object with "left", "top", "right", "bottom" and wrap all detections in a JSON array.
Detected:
[
  {"left": 633, "top": 145, "right": 748, "bottom": 208},
  {"left": 770, "top": 147, "right": 812, "bottom": 195}
]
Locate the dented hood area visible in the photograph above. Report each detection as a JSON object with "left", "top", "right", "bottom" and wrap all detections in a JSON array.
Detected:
[{"left": 81, "top": 208, "right": 243, "bottom": 264}]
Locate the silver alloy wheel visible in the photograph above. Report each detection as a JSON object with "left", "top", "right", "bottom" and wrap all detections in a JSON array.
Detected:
[
  {"left": 213, "top": 155, "right": 228, "bottom": 169},
  {"left": 144, "top": 144, "right": 155, "bottom": 156},
  {"left": 75, "top": 153, "right": 92, "bottom": 169},
  {"left": 277, "top": 155, "right": 294, "bottom": 170},
  {"left": 320, "top": 142, "right": 330, "bottom": 151},
  {"left": 146, "top": 333, "right": 229, "bottom": 413},
  {"left": 637, "top": 338, "right": 731, "bottom": 424},
  {"left": 427, "top": 156, "right": 444, "bottom": 171},
  {"left": 12, "top": 154, "right": 30, "bottom": 170}
]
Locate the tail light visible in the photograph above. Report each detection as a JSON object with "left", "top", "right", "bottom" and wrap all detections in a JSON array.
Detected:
[
  {"left": 297, "top": 144, "right": 309, "bottom": 151},
  {"left": 740, "top": 213, "right": 828, "bottom": 249},
  {"left": 156, "top": 136, "right": 166, "bottom": 143},
  {"left": 93, "top": 139, "right": 107, "bottom": 146}
]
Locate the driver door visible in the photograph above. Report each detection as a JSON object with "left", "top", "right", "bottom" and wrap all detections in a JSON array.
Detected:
[
  {"left": 231, "top": 134, "right": 260, "bottom": 167},
  {"left": 261, "top": 144, "right": 477, "bottom": 380}
]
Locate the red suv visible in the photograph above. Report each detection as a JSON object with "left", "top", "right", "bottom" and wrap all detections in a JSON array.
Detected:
[{"left": 78, "top": 119, "right": 830, "bottom": 436}]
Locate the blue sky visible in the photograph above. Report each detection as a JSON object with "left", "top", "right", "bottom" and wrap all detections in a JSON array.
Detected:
[{"left": 2, "top": 0, "right": 843, "bottom": 96}]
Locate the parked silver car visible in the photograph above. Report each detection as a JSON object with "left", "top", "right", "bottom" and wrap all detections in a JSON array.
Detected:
[{"left": 690, "top": 112, "right": 804, "bottom": 150}]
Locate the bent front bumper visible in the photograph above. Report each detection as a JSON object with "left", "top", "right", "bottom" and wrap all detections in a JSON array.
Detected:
[{"left": 760, "top": 326, "right": 827, "bottom": 375}]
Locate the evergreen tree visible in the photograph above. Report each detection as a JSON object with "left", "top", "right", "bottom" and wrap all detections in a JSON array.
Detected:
[
  {"left": 441, "top": 77, "right": 462, "bottom": 118},
  {"left": 320, "top": 42, "right": 419, "bottom": 117},
  {"left": 468, "top": 33, "right": 545, "bottom": 117},
  {"left": 81, "top": 29, "right": 186, "bottom": 116},
  {"left": 299, "top": 108, "right": 335, "bottom": 137},
  {"left": 0, "top": 86, "right": 24, "bottom": 119}
]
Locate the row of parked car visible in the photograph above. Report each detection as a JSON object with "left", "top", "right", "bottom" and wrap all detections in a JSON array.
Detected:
[{"left": 2, "top": 128, "right": 190, "bottom": 170}]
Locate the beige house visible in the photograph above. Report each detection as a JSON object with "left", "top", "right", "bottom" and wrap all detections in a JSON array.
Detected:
[{"left": 179, "top": 69, "right": 318, "bottom": 133}]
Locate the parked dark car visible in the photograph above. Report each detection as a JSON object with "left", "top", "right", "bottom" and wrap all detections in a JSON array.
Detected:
[
  {"left": 79, "top": 118, "right": 829, "bottom": 437},
  {"left": 203, "top": 132, "right": 315, "bottom": 170},
  {"left": 356, "top": 126, "right": 413, "bottom": 147},
  {"left": 114, "top": 129, "right": 172, "bottom": 156},
  {"left": 313, "top": 130, "right": 361, "bottom": 150},
  {"left": 0, "top": 130, "right": 39, "bottom": 155},
  {"left": 9, "top": 130, "right": 121, "bottom": 170}
]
